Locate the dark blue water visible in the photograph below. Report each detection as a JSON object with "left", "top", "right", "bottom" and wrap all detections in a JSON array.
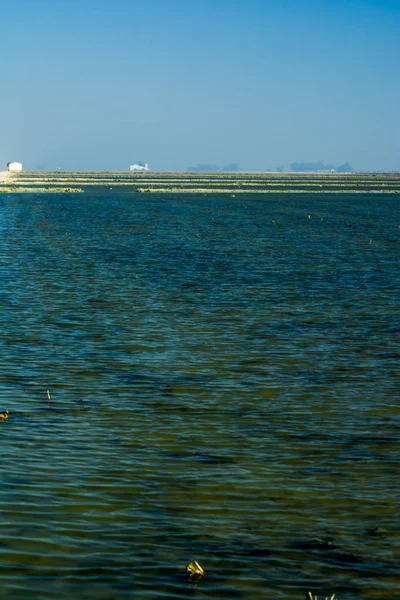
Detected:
[{"left": 0, "top": 190, "right": 399, "bottom": 600}]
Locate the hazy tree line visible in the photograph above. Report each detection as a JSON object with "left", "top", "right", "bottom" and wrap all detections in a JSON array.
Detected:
[
  {"left": 290, "top": 161, "right": 354, "bottom": 172},
  {"left": 187, "top": 162, "right": 354, "bottom": 172}
]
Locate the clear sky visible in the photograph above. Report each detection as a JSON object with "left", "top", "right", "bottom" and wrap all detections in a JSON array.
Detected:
[{"left": 1, "top": 0, "right": 399, "bottom": 171}]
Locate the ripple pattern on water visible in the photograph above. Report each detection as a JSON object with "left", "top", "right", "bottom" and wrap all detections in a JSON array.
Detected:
[{"left": 0, "top": 191, "right": 399, "bottom": 600}]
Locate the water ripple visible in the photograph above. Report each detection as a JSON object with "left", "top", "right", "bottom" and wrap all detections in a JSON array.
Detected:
[{"left": 0, "top": 191, "right": 399, "bottom": 599}]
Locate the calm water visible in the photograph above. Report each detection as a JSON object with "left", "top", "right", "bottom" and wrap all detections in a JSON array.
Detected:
[{"left": 0, "top": 190, "right": 399, "bottom": 600}]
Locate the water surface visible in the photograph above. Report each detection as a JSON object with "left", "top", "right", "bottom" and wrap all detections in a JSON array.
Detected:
[{"left": 0, "top": 190, "right": 399, "bottom": 599}]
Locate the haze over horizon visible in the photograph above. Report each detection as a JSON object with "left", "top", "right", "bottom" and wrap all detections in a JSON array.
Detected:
[{"left": 1, "top": 0, "right": 399, "bottom": 172}]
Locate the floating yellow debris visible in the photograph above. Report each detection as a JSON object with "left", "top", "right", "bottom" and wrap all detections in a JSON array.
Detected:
[
  {"left": 186, "top": 561, "right": 204, "bottom": 579},
  {"left": 0, "top": 410, "right": 9, "bottom": 421},
  {"left": 307, "top": 593, "right": 335, "bottom": 600}
]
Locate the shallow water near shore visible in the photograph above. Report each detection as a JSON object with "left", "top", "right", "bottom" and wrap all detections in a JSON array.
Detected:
[{"left": 0, "top": 189, "right": 399, "bottom": 600}]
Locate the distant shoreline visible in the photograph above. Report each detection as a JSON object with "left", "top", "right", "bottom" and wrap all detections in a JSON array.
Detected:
[{"left": 1, "top": 170, "right": 399, "bottom": 194}]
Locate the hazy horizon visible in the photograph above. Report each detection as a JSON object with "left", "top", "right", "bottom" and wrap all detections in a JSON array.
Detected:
[{"left": 1, "top": 0, "right": 399, "bottom": 172}]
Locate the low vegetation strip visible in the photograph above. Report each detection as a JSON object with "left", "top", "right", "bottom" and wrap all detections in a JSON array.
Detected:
[
  {"left": 0, "top": 187, "right": 83, "bottom": 193},
  {"left": 136, "top": 187, "right": 400, "bottom": 194},
  {"left": 13, "top": 180, "right": 400, "bottom": 189},
  {"left": 4, "top": 171, "right": 399, "bottom": 194}
]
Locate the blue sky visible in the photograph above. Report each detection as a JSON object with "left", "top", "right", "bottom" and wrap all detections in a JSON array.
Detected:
[{"left": 1, "top": 0, "right": 399, "bottom": 171}]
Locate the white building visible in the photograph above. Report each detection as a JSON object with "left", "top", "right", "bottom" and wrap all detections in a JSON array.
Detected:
[
  {"left": 130, "top": 163, "right": 149, "bottom": 172},
  {"left": 7, "top": 161, "right": 22, "bottom": 172}
]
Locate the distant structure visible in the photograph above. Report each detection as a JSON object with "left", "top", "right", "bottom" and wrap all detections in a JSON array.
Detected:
[
  {"left": 7, "top": 161, "right": 22, "bottom": 172},
  {"left": 130, "top": 162, "right": 149, "bottom": 172}
]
